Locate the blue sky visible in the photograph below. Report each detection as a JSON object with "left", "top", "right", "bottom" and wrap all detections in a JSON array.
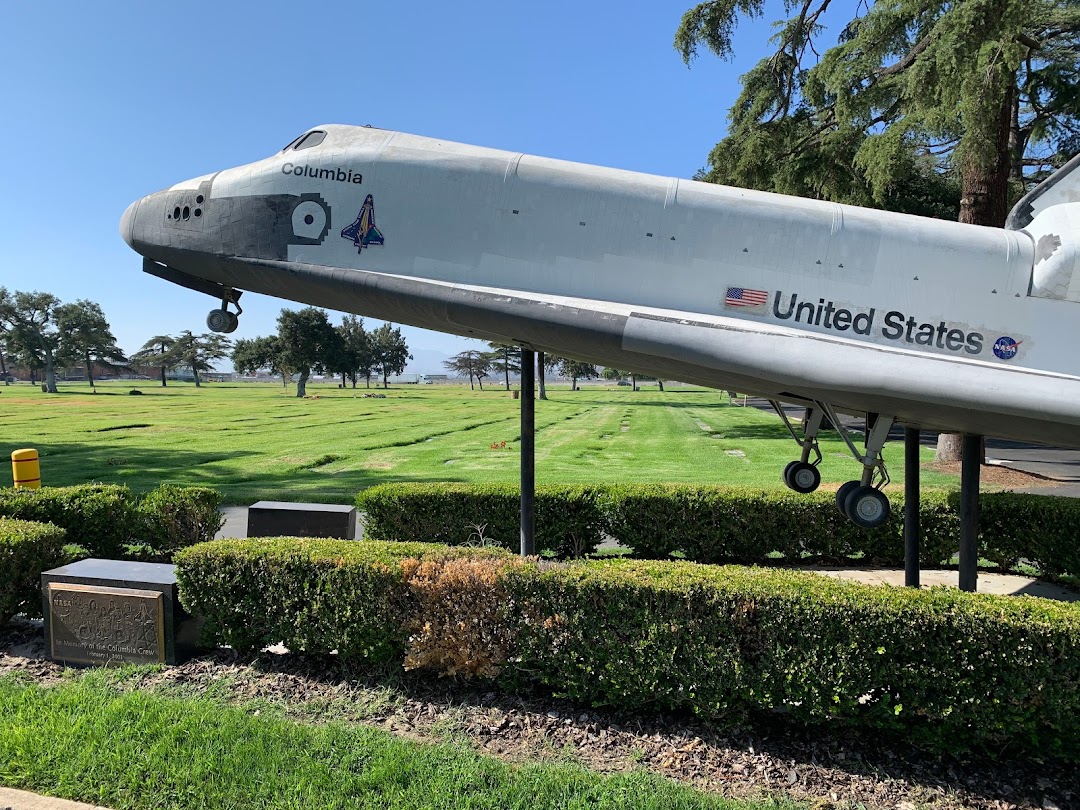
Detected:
[{"left": 0, "top": 0, "right": 836, "bottom": 371}]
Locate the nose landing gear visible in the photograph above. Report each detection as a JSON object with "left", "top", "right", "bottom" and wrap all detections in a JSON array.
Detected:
[{"left": 206, "top": 289, "right": 242, "bottom": 334}]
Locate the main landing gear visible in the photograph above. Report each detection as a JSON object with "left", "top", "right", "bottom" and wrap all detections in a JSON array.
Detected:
[
  {"left": 772, "top": 400, "right": 894, "bottom": 528},
  {"left": 206, "top": 289, "right": 242, "bottom": 334}
]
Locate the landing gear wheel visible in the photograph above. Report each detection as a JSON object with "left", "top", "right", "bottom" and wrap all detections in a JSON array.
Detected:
[
  {"left": 782, "top": 460, "right": 800, "bottom": 489},
  {"left": 835, "top": 481, "right": 861, "bottom": 515},
  {"left": 785, "top": 461, "right": 821, "bottom": 494},
  {"left": 207, "top": 308, "right": 239, "bottom": 334},
  {"left": 843, "top": 486, "right": 891, "bottom": 529}
]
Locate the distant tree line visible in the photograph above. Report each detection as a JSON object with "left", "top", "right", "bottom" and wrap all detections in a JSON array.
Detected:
[
  {"left": 443, "top": 344, "right": 665, "bottom": 395},
  {"left": 232, "top": 308, "right": 411, "bottom": 397},
  {"left": 0, "top": 287, "right": 127, "bottom": 392}
]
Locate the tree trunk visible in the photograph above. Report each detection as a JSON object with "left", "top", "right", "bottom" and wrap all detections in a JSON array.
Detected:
[
  {"left": 160, "top": 364, "right": 167, "bottom": 386},
  {"left": 537, "top": 352, "right": 547, "bottom": 400},
  {"left": 657, "top": 379, "right": 664, "bottom": 392},
  {"left": 572, "top": 376, "right": 578, "bottom": 391},
  {"left": 43, "top": 352, "right": 57, "bottom": 393},
  {"left": 85, "top": 352, "right": 95, "bottom": 387},
  {"left": 632, "top": 373, "right": 637, "bottom": 392},
  {"left": 504, "top": 355, "right": 510, "bottom": 391},
  {"left": 937, "top": 84, "right": 1013, "bottom": 463},
  {"left": 478, "top": 375, "right": 484, "bottom": 391},
  {"left": 468, "top": 371, "right": 474, "bottom": 390},
  {"left": 192, "top": 366, "right": 201, "bottom": 388},
  {"left": 296, "top": 370, "right": 309, "bottom": 397},
  {"left": 383, "top": 371, "right": 389, "bottom": 389}
]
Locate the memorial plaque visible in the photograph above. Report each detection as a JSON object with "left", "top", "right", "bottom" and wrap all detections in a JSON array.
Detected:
[
  {"left": 42, "top": 559, "right": 203, "bottom": 666},
  {"left": 47, "top": 583, "right": 166, "bottom": 666}
]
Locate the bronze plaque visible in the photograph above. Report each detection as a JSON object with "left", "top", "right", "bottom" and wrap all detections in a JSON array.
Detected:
[{"left": 48, "top": 584, "right": 166, "bottom": 666}]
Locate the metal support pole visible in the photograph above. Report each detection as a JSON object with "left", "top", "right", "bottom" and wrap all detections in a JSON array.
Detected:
[
  {"left": 958, "top": 433, "right": 981, "bottom": 592},
  {"left": 520, "top": 348, "right": 536, "bottom": 557},
  {"left": 903, "top": 428, "right": 920, "bottom": 588}
]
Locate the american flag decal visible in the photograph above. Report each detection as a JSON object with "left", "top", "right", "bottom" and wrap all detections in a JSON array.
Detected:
[{"left": 724, "top": 287, "right": 769, "bottom": 313}]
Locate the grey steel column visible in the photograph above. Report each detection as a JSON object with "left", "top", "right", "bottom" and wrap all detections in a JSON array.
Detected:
[
  {"left": 958, "top": 433, "right": 981, "bottom": 592},
  {"left": 904, "top": 427, "right": 921, "bottom": 588},
  {"left": 520, "top": 348, "right": 536, "bottom": 556}
]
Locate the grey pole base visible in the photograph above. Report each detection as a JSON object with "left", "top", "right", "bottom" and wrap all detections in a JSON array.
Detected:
[
  {"left": 520, "top": 348, "right": 536, "bottom": 557},
  {"left": 904, "top": 427, "right": 921, "bottom": 588},
  {"left": 959, "top": 434, "right": 982, "bottom": 592}
]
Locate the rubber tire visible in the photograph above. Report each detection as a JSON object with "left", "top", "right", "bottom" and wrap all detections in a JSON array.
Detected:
[
  {"left": 844, "top": 486, "right": 891, "bottom": 529},
  {"left": 835, "top": 480, "right": 861, "bottom": 515},
  {"left": 206, "top": 308, "right": 232, "bottom": 333},
  {"left": 782, "top": 460, "right": 800, "bottom": 490},
  {"left": 223, "top": 311, "right": 239, "bottom": 334},
  {"left": 787, "top": 461, "right": 821, "bottom": 494}
]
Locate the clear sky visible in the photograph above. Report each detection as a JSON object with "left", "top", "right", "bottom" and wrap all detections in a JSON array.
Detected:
[{"left": 0, "top": 0, "right": 801, "bottom": 371}]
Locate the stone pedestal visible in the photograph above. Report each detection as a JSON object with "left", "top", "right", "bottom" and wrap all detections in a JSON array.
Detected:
[
  {"left": 247, "top": 501, "right": 357, "bottom": 539},
  {"left": 41, "top": 559, "right": 200, "bottom": 666}
]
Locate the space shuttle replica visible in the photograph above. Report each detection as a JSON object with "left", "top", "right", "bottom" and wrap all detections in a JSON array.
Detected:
[{"left": 121, "top": 125, "right": 1080, "bottom": 527}]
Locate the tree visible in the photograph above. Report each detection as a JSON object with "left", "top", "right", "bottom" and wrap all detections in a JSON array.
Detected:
[
  {"left": 56, "top": 300, "right": 127, "bottom": 387},
  {"left": 486, "top": 342, "right": 522, "bottom": 390},
  {"left": 602, "top": 366, "right": 641, "bottom": 391},
  {"left": 232, "top": 335, "right": 295, "bottom": 391},
  {"left": 336, "top": 315, "right": 375, "bottom": 388},
  {"left": 0, "top": 288, "right": 63, "bottom": 392},
  {"left": 537, "top": 350, "right": 548, "bottom": 400},
  {"left": 675, "top": 0, "right": 1080, "bottom": 459},
  {"left": 172, "top": 331, "right": 233, "bottom": 388},
  {"left": 276, "top": 307, "right": 341, "bottom": 397},
  {"left": 130, "top": 335, "right": 178, "bottom": 387},
  {"left": 444, "top": 350, "right": 491, "bottom": 390},
  {"left": 554, "top": 357, "right": 598, "bottom": 391},
  {"left": 371, "top": 323, "right": 412, "bottom": 389}
]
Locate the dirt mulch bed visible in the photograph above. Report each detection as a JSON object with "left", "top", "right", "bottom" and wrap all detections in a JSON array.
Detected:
[{"left": 1, "top": 622, "right": 1075, "bottom": 810}]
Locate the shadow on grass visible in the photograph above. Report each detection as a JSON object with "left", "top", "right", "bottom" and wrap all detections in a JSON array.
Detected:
[{"left": 14, "top": 442, "right": 476, "bottom": 503}]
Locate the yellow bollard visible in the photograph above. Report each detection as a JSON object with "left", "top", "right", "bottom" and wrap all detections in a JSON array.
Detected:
[{"left": 11, "top": 448, "right": 41, "bottom": 489}]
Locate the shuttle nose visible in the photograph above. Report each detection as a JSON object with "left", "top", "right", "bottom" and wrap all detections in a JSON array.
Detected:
[{"left": 120, "top": 198, "right": 141, "bottom": 249}]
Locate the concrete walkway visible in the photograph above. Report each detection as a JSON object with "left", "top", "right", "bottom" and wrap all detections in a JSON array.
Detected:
[{"left": 0, "top": 787, "right": 110, "bottom": 810}]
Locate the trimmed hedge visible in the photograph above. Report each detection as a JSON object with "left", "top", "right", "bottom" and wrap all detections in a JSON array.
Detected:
[
  {"left": 0, "top": 485, "right": 133, "bottom": 558},
  {"left": 0, "top": 484, "right": 223, "bottom": 561},
  {"left": 175, "top": 538, "right": 1080, "bottom": 760},
  {"left": 0, "top": 518, "right": 66, "bottom": 624},
  {"left": 137, "top": 484, "right": 224, "bottom": 557},
  {"left": 358, "top": 482, "right": 1080, "bottom": 576},
  {"left": 503, "top": 558, "right": 1080, "bottom": 757},
  {"left": 357, "top": 483, "right": 606, "bottom": 557},
  {"left": 174, "top": 538, "right": 512, "bottom": 661},
  {"left": 603, "top": 485, "right": 958, "bottom": 566}
]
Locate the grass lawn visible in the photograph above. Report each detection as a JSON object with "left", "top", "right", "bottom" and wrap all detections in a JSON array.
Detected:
[
  {"left": 0, "top": 380, "right": 958, "bottom": 504},
  {"left": 0, "top": 672, "right": 798, "bottom": 810}
]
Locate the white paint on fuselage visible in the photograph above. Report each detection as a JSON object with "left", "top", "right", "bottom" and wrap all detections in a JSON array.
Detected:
[{"left": 211, "top": 126, "right": 1063, "bottom": 377}]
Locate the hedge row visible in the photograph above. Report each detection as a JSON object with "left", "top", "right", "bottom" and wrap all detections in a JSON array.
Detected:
[
  {"left": 175, "top": 539, "right": 1080, "bottom": 760},
  {"left": 357, "top": 483, "right": 1080, "bottom": 575},
  {"left": 0, "top": 518, "right": 66, "bottom": 624},
  {"left": 357, "top": 483, "right": 606, "bottom": 557},
  {"left": 0, "top": 484, "right": 223, "bottom": 560}
]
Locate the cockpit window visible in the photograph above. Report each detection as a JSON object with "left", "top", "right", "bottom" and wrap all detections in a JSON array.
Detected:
[
  {"left": 292, "top": 130, "right": 326, "bottom": 151},
  {"left": 282, "top": 130, "right": 327, "bottom": 152}
]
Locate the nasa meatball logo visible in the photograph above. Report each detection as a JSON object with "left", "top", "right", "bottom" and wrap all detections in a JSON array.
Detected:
[{"left": 993, "top": 336, "right": 1020, "bottom": 360}]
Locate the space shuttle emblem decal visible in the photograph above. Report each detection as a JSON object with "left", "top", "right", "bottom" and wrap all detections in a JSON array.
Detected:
[{"left": 341, "top": 194, "right": 384, "bottom": 253}]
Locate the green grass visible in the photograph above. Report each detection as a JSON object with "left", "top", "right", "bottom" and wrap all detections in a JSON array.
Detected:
[
  {"left": 0, "top": 380, "right": 957, "bottom": 504},
  {"left": 0, "top": 673, "right": 797, "bottom": 810}
]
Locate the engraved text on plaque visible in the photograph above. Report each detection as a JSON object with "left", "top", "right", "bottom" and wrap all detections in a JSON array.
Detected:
[{"left": 48, "top": 584, "right": 166, "bottom": 666}]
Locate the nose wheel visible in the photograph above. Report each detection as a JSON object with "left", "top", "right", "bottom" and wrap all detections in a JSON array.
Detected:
[{"left": 206, "top": 290, "right": 242, "bottom": 333}]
